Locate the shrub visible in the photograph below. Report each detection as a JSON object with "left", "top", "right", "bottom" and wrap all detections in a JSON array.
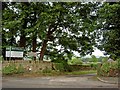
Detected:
[
  {"left": 117, "top": 59, "right": 120, "bottom": 69},
  {"left": 101, "top": 62, "right": 110, "bottom": 73},
  {"left": 90, "top": 63, "right": 98, "bottom": 69},
  {"left": 16, "top": 64, "right": 25, "bottom": 74},
  {"left": 69, "top": 65, "right": 81, "bottom": 71},
  {"left": 102, "top": 57, "right": 108, "bottom": 63},
  {"left": 0, "top": 56, "right": 2, "bottom": 61},
  {"left": 3, "top": 63, "right": 25, "bottom": 75},
  {"left": 52, "top": 59, "right": 72, "bottom": 72},
  {"left": 53, "top": 63, "right": 65, "bottom": 72},
  {"left": 3, "top": 64, "right": 17, "bottom": 75},
  {"left": 68, "top": 57, "right": 83, "bottom": 65},
  {"left": 97, "top": 61, "right": 118, "bottom": 77},
  {"left": 42, "top": 67, "right": 52, "bottom": 73}
]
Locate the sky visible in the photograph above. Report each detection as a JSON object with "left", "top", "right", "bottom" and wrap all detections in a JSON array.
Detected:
[
  {"left": 92, "top": 48, "right": 105, "bottom": 57},
  {"left": 74, "top": 47, "right": 105, "bottom": 58}
]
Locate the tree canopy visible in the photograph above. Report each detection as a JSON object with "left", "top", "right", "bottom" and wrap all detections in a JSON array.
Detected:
[
  {"left": 2, "top": 2, "right": 99, "bottom": 61},
  {"left": 97, "top": 2, "right": 120, "bottom": 59},
  {"left": 2, "top": 2, "right": 120, "bottom": 61}
]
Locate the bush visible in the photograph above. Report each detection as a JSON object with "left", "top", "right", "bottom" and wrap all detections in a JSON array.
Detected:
[
  {"left": 97, "top": 61, "right": 118, "bottom": 77},
  {"left": 53, "top": 63, "right": 65, "bottom": 72},
  {"left": 3, "top": 64, "right": 25, "bottom": 75},
  {"left": 42, "top": 67, "right": 52, "bottom": 73},
  {"left": 90, "top": 63, "right": 98, "bottom": 69},
  {"left": 16, "top": 64, "right": 25, "bottom": 74},
  {"left": 53, "top": 59, "right": 72, "bottom": 72},
  {"left": 0, "top": 56, "right": 2, "bottom": 61},
  {"left": 3, "top": 64, "right": 16, "bottom": 75},
  {"left": 102, "top": 57, "right": 108, "bottom": 63},
  {"left": 101, "top": 63, "right": 110, "bottom": 73},
  {"left": 117, "top": 59, "right": 120, "bottom": 69},
  {"left": 69, "top": 65, "right": 81, "bottom": 71},
  {"left": 68, "top": 57, "right": 83, "bottom": 65}
]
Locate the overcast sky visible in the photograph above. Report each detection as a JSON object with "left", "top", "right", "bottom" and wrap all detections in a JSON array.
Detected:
[
  {"left": 74, "top": 47, "right": 105, "bottom": 58},
  {"left": 92, "top": 48, "right": 105, "bottom": 57}
]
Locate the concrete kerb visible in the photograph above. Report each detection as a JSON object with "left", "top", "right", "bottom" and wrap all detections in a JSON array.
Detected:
[{"left": 97, "top": 76, "right": 118, "bottom": 84}]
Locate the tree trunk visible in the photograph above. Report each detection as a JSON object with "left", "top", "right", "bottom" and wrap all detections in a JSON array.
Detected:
[
  {"left": 32, "top": 36, "right": 37, "bottom": 60},
  {"left": 39, "top": 40, "right": 48, "bottom": 61},
  {"left": 39, "top": 23, "right": 58, "bottom": 61},
  {"left": 19, "top": 17, "right": 27, "bottom": 48},
  {"left": 10, "top": 36, "right": 15, "bottom": 46},
  {"left": 19, "top": 34, "right": 26, "bottom": 48}
]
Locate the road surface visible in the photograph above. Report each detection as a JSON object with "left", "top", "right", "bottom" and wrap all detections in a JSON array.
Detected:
[{"left": 2, "top": 74, "right": 118, "bottom": 88}]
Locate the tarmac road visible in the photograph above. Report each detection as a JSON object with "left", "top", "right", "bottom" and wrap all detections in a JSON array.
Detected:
[{"left": 2, "top": 74, "right": 118, "bottom": 88}]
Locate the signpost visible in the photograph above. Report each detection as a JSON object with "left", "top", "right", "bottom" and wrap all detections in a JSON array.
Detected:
[{"left": 5, "top": 47, "right": 24, "bottom": 60}]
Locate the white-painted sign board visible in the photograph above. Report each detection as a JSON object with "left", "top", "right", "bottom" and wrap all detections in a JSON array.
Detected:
[
  {"left": 5, "top": 47, "right": 24, "bottom": 58},
  {"left": 6, "top": 51, "right": 23, "bottom": 57}
]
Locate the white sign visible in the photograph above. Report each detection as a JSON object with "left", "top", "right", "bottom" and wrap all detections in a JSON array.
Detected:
[{"left": 6, "top": 51, "right": 23, "bottom": 58}]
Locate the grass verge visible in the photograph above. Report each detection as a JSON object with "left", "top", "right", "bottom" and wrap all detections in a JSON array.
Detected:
[
  {"left": 3, "top": 70, "right": 97, "bottom": 77},
  {"left": 64, "top": 70, "right": 97, "bottom": 75}
]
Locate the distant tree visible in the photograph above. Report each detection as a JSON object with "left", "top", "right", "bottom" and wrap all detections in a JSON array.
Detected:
[
  {"left": 90, "top": 55, "right": 98, "bottom": 62},
  {"left": 68, "top": 56, "right": 83, "bottom": 65},
  {"left": 97, "top": 56, "right": 104, "bottom": 62}
]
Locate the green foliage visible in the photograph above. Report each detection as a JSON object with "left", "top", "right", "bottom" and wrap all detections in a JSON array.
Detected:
[
  {"left": 42, "top": 67, "right": 52, "bottom": 73},
  {"left": 65, "top": 70, "right": 97, "bottom": 75},
  {"left": 97, "top": 61, "right": 118, "bottom": 76},
  {"left": 54, "top": 63, "right": 65, "bottom": 72},
  {"left": 90, "top": 55, "right": 98, "bottom": 62},
  {"left": 101, "top": 57, "right": 108, "bottom": 63},
  {"left": 101, "top": 62, "right": 110, "bottom": 73},
  {"left": 0, "top": 56, "right": 2, "bottom": 61},
  {"left": 110, "top": 62, "right": 118, "bottom": 70},
  {"left": 90, "top": 62, "right": 98, "bottom": 69},
  {"left": 3, "top": 64, "right": 15, "bottom": 75},
  {"left": 97, "top": 2, "right": 120, "bottom": 59},
  {"left": 17, "top": 64, "right": 25, "bottom": 74},
  {"left": 97, "top": 56, "right": 104, "bottom": 62},
  {"left": 81, "top": 64, "right": 91, "bottom": 67},
  {"left": 2, "top": 64, "right": 25, "bottom": 75},
  {"left": 117, "top": 58, "right": 120, "bottom": 69},
  {"left": 69, "top": 65, "right": 81, "bottom": 71},
  {"left": 2, "top": 2, "right": 99, "bottom": 61},
  {"left": 68, "top": 57, "right": 83, "bottom": 65},
  {"left": 81, "top": 56, "right": 108, "bottom": 63},
  {"left": 52, "top": 58, "right": 72, "bottom": 72}
]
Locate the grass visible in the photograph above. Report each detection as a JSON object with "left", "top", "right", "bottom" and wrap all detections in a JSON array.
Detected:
[
  {"left": 0, "top": 56, "right": 2, "bottom": 61},
  {"left": 2, "top": 60, "right": 97, "bottom": 77},
  {"left": 64, "top": 70, "right": 97, "bottom": 75},
  {"left": 3, "top": 70, "right": 97, "bottom": 78},
  {"left": 36, "top": 70, "right": 97, "bottom": 76}
]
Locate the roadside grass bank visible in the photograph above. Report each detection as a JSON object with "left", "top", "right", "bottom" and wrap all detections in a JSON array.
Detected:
[
  {"left": 3, "top": 70, "right": 97, "bottom": 77},
  {"left": 64, "top": 70, "right": 97, "bottom": 75},
  {"left": 2, "top": 60, "right": 97, "bottom": 76}
]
